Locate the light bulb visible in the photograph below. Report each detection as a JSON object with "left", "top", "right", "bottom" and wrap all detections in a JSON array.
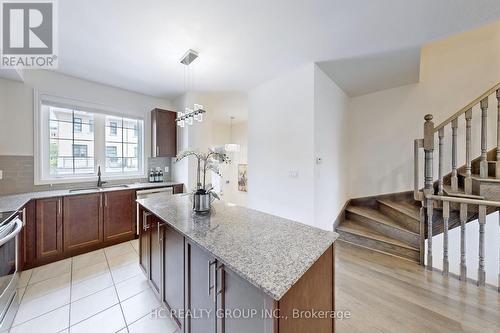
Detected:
[
  {"left": 187, "top": 116, "right": 193, "bottom": 126},
  {"left": 178, "top": 120, "right": 185, "bottom": 128},
  {"left": 197, "top": 112, "right": 203, "bottom": 122}
]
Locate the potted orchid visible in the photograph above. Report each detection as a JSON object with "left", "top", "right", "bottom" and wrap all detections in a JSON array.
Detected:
[{"left": 176, "top": 149, "right": 231, "bottom": 212}]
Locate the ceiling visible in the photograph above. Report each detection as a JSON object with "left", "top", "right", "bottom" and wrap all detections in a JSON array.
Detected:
[
  {"left": 317, "top": 47, "right": 421, "bottom": 97},
  {"left": 53, "top": 0, "right": 500, "bottom": 99}
]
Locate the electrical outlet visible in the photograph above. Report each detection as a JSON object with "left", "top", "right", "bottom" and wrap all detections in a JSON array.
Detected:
[{"left": 165, "top": 166, "right": 169, "bottom": 173}]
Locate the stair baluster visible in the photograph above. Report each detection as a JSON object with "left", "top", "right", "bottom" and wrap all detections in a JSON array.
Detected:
[
  {"left": 442, "top": 201, "right": 449, "bottom": 276},
  {"left": 465, "top": 109, "right": 473, "bottom": 194},
  {"left": 438, "top": 128, "right": 444, "bottom": 195},
  {"left": 426, "top": 198, "right": 433, "bottom": 270},
  {"left": 459, "top": 203, "right": 467, "bottom": 281},
  {"left": 451, "top": 118, "right": 458, "bottom": 191},
  {"left": 480, "top": 98, "right": 489, "bottom": 178},
  {"left": 477, "top": 205, "right": 486, "bottom": 286}
]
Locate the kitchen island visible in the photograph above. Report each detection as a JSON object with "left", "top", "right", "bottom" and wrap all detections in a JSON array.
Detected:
[{"left": 137, "top": 193, "right": 338, "bottom": 333}]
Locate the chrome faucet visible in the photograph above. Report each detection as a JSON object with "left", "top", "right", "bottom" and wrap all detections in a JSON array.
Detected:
[{"left": 97, "top": 166, "right": 107, "bottom": 188}]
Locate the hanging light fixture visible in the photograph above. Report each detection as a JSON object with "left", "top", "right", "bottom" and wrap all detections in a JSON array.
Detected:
[
  {"left": 225, "top": 116, "right": 240, "bottom": 152},
  {"left": 176, "top": 49, "right": 206, "bottom": 128}
]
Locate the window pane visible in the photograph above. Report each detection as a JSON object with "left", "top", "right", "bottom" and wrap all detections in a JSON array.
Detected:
[
  {"left": 104, "top": 116, "right": 141, "bottom": 173},
  {"left": 46, "top": 105, "right": 95, "bottom": 176}
]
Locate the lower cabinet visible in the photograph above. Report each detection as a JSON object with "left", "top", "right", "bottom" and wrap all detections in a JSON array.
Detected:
[
  {"left": 163, "top": 226, "right": 185, "bottom": 328},
  {"left": 150, "top": 216, "right": 163, "bottom": 296},
  {"left": 63, "top": 193, "right": 103, "bottom": 253},
  {"left": 103, "top": 190, "right": 135, "bottom": 241},
  {"left": 186, "top": 240, "right": 218, "bottom": 333},
  {"left": 138, "top": 206, "right": 151, "bottom": 278},
  {"left": 35, "top": 197, "right": 63, "bottom": 262},
  {"left": 223, "top": 267, "right": 275, "bottom": 333}
]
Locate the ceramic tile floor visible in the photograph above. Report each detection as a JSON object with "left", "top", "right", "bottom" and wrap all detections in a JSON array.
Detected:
[{"left": 8, "top": 239, "right": 179, "bottom": 333}]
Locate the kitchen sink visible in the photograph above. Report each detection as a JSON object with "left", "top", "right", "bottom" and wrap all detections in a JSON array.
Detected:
[
  {"left": 68, "top": 184, "right": 130, "bottom": 193},
  {"left": 101, "top": 184, "right": 130, "bottom": 190},
  {"left": 69, "top": 187, "right": 100, "bottom": 193}
]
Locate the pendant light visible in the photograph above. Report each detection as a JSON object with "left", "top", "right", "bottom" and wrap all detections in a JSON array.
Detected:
[
  {"left": 176, "top": 49, "right": 206, "bottom": 128},
  {"left": 225, "top": 117, "right": 240, "bottom": 152}
]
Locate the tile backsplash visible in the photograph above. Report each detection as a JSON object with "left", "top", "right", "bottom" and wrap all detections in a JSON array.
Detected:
[{"left": 0, "top": 155, "right": 173, "bottom": 195}]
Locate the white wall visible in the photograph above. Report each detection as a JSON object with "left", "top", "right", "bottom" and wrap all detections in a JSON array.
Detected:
[
  {"left": 0, "top": 70, "right": 172, "bottom": 157},
  {"left": 348, "top": 21, "right": 500, "bottom": 198},
  {"left": 248, "top": 63, "right": 349, "bottom": 229},
  {"left": 248, "top": 64, "right": 316, "bottom": 224},
  {"left": 314, "top": 66, "right": 350, "bottom": 230}
]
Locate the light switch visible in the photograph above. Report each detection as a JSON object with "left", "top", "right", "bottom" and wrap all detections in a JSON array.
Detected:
[
  {"left": 289, "top": 170, "right": 299, "bottom": 178},
  {"left": 165, "top": 166, "right": 169, "bottom": 173}
]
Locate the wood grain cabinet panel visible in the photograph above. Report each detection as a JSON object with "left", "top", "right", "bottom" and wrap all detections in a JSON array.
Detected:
[
  {"left": 63, "top": 193, "right": 103, "bottom": 253},
  {"left": 35, "top": 197, "right": 63, "bottom": 261},
  {"left": 152, "top": 109, "right": 177, "bottom": 157},
  {"left": 103, "top": 190, "right": 135, "bottom": 241},
  {"left": 172, "top": 184, "right": 184, "bottom": 194}
]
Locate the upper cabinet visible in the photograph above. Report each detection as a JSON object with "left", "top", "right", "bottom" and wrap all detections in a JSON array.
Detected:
[{"left": 151, "top": 109, "right": 177, "bottom": 157}]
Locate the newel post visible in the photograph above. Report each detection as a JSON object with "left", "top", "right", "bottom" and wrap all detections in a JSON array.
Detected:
[{"left": 423, "top": 114, "right": 435, "bottom": 196}]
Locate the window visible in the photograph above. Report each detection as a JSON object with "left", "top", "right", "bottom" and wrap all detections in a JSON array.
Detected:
[
  {"left": 73, "top": 144, "right": 88, "bottom": 157},
  {"left": 74, "top": 117, "right": 82, "bottom": 133},
  {"left": 109, "top": 121, "right": 117, "bottom": 135},
  {"left": 105, "top": 116, "right": 140, "bottom": 173},
  {"left": 48, "top": 107, "right": 95, "bottom": 176},
  {"left": 36, "top": 94, "right": 144, "bottom": 184}
]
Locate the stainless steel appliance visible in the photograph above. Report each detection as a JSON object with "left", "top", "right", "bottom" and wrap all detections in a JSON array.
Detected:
[{"left": 0, "top": 210, "right": 23, "bottom": 331}]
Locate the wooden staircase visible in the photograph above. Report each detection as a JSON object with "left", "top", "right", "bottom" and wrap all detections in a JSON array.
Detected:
[
  {"left": 337, "top": 83, "right": 500, "bottom": 282},
  {"left": 337, "top": 193, "right": 421, "bottom": 262}
]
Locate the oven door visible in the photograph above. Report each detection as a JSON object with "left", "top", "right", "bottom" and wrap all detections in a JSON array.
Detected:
[{"left": 0, "top": 217, "right": 23, "bottom": 328}]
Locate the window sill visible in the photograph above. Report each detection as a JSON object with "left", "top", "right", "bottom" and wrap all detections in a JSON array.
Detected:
[{"left": 35, "top": 173, "right": 146, "bottom": 186}]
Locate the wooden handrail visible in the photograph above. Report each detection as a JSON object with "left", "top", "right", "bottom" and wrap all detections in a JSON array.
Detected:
[
  {"left": 425, "top": 194, "right": 500, "bottom": 207},
  {"left": 434, "top": 82, "right": 500, "bottom": 132}
]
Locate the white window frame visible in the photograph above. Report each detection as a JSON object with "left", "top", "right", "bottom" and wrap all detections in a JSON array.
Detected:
[{"left": 34, "top": 90, "right": 145, "bottom": 185}]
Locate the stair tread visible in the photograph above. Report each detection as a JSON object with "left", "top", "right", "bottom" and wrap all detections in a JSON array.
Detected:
[
  {"left": 458, "top": 171, "right": 500, "bottom": 183},
  {"left": 442, "top": 185, "right": 485, "bottom": 199},
  {"left": 376, "top": 199, "right": 420, "bottom": 220},
  {"left": 337, "top": 220, "right": 419, "bottom": 251},
  {"left": 346, "top": 205, "right": 418, "bottom": 235}
]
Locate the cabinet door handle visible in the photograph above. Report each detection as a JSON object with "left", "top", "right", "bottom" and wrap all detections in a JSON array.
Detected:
[
  {"left": 156, "top": 146, "right": 160, "bottom": 156},
  {"left": 217, "top": 264, "right": 225, "bottom": 296},
  {"left": 58, "top": 199, "right": 62, "bottom": 216},
  {"left": 104, "top": 194, "right": 108, "bottom": 207},
  {"left": 208, "top": 260, "right": 217, "bottom": 297},
  {"left": 143, "top": 212, "right": 151, "bottom": 231}
]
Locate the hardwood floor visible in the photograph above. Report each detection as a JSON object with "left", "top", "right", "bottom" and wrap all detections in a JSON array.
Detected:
[{"left": 335, "top": 241, "right": 499, "bottom": 333}]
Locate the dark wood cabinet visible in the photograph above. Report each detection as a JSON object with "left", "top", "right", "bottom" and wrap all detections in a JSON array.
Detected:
[
  {"left": 138, "top": 206, "right": 151, "bottom": 278},
  {"left": 163, "top": 226, "right": 185, "bottom": 329},
  {"left": 35, "top": 197, "right": 63, "bottom": 262},
  {"left": 103, "top": 190, "right": 135, "bottom": 242},
  {"left": 149, "top": 216, "right": 164, "bottom": 296},
  {"left": 186, "top": 241, "right": 218, "bottom": 333},
  {"left": 152, "top": 108, "right": 177, "bottom": 157},
  {"left": 63, "top": 193, "right": 103, "bottom": 254}
]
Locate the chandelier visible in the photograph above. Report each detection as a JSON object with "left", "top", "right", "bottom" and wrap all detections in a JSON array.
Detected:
[{"left": 176, "top": 49, "right": 206, "bottom": 128}]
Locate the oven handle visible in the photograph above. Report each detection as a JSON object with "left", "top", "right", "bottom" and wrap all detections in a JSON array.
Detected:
[{"left": 0, "top": 218, "right": 22, "bottom": 247}]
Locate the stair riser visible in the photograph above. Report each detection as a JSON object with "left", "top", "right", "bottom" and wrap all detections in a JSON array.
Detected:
[
  {"left": 376, "top": 202, "right": 420, "bottom": 234},
  {"left": 472, "top": 179, "right": 500, "bottom": 201},
  {"left": 471, "top": 160, "right": 496, "bottom": 177},
  {"left": 337, "top": 229, "right": 420, "bottom": 262},
  {"left": 345, "top": 211, "right": 419, "bottom": 248}
]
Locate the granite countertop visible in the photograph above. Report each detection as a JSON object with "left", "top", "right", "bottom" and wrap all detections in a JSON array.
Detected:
[
  {"left": 0, "top": 181, "right": 182, "bottom": 212},
  {"left": 137, "top": 193, "right": 338, "bottom": 301}
]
